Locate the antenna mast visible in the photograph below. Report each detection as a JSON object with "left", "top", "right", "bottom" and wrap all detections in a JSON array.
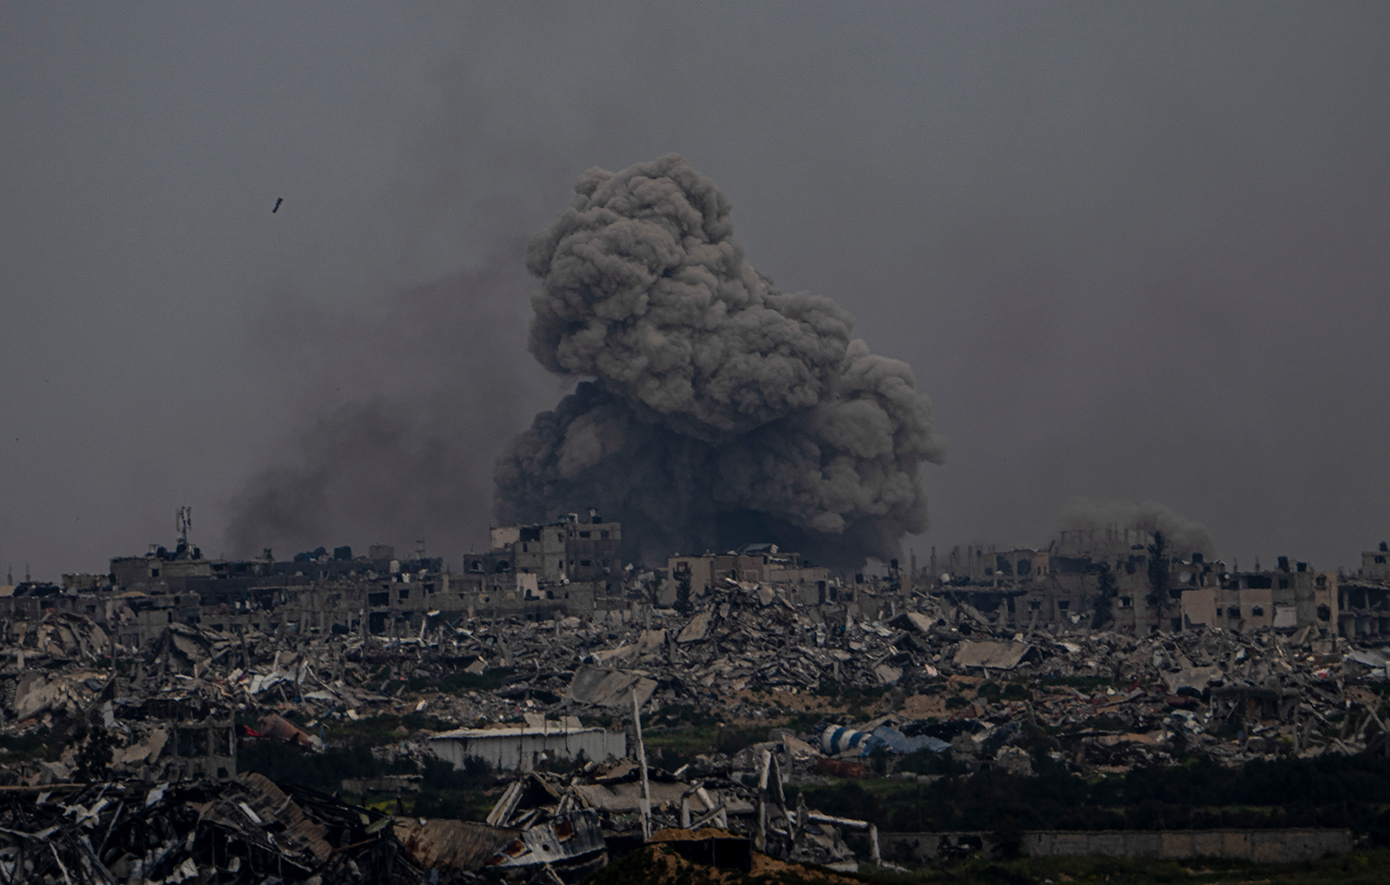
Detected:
[{"left": 176, "top": 505, "right": 192, "bottom": 549}]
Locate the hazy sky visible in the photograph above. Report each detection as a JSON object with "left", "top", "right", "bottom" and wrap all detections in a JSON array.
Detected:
[{"left": 4, "top": 3, "right": 1389, "bottom": 580}]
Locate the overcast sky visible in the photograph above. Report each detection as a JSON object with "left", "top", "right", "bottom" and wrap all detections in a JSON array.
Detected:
[{"left": 4, "top": 3, "right": 1389, "bottom": 580}]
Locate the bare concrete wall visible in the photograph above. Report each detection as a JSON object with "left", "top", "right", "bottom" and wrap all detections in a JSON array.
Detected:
[
  {"left": 1024, "top": 829, "right": 1352, "bottom": 862},
  {"left": 880, "top": 829, "right": 1353, "bottom": 865}
]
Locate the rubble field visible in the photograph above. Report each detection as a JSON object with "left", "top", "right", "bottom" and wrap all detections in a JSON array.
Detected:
[{"left": 5, "top": 581, "right": 1390, "bottom": 882}]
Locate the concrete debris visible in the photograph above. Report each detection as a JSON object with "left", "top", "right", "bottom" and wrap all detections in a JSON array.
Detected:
[
  {"left": 10, "top": 524, "right": 1390, "bottom": 880},
  {"left": 393, "top": 818, "right": 517, "bottom": 875},
  {"left": 953, "top": 640, "right": 1035, "bottom": 670},
  {"left": 567, "top": 666, "right": 657, "bottom": 709},
  {"left": 475, "top": 748, "right": 858, "bottom": 873},
  {"left": 676, "top": 610, "right": 713, "bottom": 644},
  {"left": 0, "top": 774, "right": 420, "bottom": 884}
]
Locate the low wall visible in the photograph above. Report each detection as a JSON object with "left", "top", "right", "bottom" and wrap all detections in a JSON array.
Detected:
[
  {"left": 1024, "top": 829, "right": 1352, "bottom": 862},
  {"left": 880, "top": 828, "right": 1353, "bottom": 865}
]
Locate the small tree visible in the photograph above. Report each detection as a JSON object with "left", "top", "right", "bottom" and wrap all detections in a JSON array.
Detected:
[
  {"left": 1148, "top": 530, "right": 1173, "bottom": 599},
  {"left": 674, "top": 574, "right": 693, "bottom": 615},
  {"left": 1091, "top": 564, "right": 1116, "bottom": 630},
  {"left": 73, "top": 726, "right": 114, "bottom": 783}
]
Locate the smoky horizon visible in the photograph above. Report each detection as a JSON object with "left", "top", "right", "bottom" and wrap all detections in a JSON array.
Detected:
[{"left": 4, "top": 4, "right": 1390, "bottom": 580}]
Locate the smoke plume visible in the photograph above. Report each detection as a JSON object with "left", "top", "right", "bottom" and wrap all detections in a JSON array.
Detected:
[
  {"left": 1056, "top": 498, "right": 1217, "bottom": 561},
  {"left": 494, "top": 155, "right": 945, "bottom": 567},
  {"left": 225, "top": 248, "right": 539, "bottom": 558}
]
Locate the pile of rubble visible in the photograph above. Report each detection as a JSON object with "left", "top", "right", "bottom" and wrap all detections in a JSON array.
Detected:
[
  {"left": 5, "top": 582, "right": 1389, "bottom": 777},
  {"left": 5, "top": 576, "right": 1390, "bottom": 880},
  {"left": 0, "top": 774, "right": 419, "bottom": 884}
]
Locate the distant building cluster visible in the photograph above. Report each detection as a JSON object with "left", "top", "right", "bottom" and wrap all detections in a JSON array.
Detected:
[
  {"left": 2, "top": 511, "right": 1389, "bottom": 645},
  {"left": 929, "top": 528, "right": 1390, "bottom": 640}
]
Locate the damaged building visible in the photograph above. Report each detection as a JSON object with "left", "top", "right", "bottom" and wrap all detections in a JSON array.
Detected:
[
  {"left": 11, "top": 505, "right": 1390, "bottom": 881},
  {"left": 926, "top": 526, "right": 1357, "bottom": 639},
  {"left": 457, "top": 509, "right": 626, "bottom": 619},
  {"left": 666, "top": 544, "right": 837, "bottom": 607}
]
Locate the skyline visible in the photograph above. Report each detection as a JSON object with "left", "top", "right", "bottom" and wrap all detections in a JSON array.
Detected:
[{"left": 4, "top": 4, "right": 1390, "bottom": 580}]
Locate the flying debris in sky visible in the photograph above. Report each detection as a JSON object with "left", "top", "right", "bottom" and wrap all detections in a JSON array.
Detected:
[
  {"left": 494, "top": 154, "right": 945, "bottom": 568},
  {"left": 272, "top": 197, "right": 283, "bottom": 213}
]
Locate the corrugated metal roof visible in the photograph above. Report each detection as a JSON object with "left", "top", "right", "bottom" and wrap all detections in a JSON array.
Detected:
[{"left": 430, "top": 725, "right": 603, "bottom": 740}]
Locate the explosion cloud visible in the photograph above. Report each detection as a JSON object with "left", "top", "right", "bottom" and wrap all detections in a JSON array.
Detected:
[{"left": 494, "top": 155, "right": 945, "bottom": 567}]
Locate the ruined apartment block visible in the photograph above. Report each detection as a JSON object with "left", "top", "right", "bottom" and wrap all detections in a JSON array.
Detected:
[
  {"left": 667, "top": 544, "right": 838, "bottom": 607},
  {"left": 460, "top": 508, "right": 625, "bottom": 619},
  {"left": 5, "top": 519, "right": 1389, "bottom": 671},
  {"left": 924, "top": 527, "right": 1371, "bottom": 638}
]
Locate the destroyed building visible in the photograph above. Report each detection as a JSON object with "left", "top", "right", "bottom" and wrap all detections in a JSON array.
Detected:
[
  {"left": 667, "top": 544, "right": 837, "bottom": 607},
  {"left": 1333, "top": 542, "right": 1390, "bottom": 640},
  {"left": 8, "top": 515, "right": 1390, "bottom": 882},
  {"left": 926, "top": 526, "right": 1359, "bottom": 639},
  {"left": 931, "top": 528, "right": 1205, "bottom": 634},
  {"left": 456, "top": 509, "right": 626, "bottom": 619}
]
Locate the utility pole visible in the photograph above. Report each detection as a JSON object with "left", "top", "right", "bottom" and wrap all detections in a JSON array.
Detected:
[{"left": 632, "top": 688, "right": 651, "bottom": 840}]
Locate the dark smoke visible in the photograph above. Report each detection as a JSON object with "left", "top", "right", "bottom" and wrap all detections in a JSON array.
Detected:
[
  {"left": 225, "top": 247, "right": 539, "bottom": 558},
  {"left": 1056, "top": 498, "right": 1217, "bottom": 562},
  {"left": 494, "top": 155, "right": 945, "bottom": 568}
]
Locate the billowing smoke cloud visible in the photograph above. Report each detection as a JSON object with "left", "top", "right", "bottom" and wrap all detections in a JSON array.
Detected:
[
  {"left": 1056, "top": 498, "right": 1216, "bottom": 561},
  {"left": 494, "top": 155, "right": 945, "bottom": 567}
]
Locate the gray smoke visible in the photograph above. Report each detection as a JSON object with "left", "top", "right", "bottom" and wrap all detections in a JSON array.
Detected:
[
  {"left": 225, "top": 248, "right": 538, "bottom": 558},
  {"left": 1056, "top": 498, "right": 1216, "bottom": 562},
  {"left": 494, "top": 155, "right": 945, "bottom": 568}
]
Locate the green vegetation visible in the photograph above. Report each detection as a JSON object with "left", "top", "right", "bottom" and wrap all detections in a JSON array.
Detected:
[
  {"left": 645, "top": 722, "right": 770, "bottom": 768},
  {"left": 407, "top": 757, "right": 499, "bottom": 820},
  {"left": 975, "top": 682, "right": 1030, "bottom": 703},
  {"left": 586, "top": 843, "right": 850, "bottom": 885},
  {"left": 674, "top": 574, "right": 693, "bottom": 615},
  {"left": 648, "top": 703, "right": 720, "bottom": 730},
  {"left": 238, "top": 742, "right": 415, "bottom": 795},
  {"left": 316, "top": 711, "right": 454, "bottom": 745},
  {"left": 408, "top": 665, "right": 517, "bottom": 694},
  {"left": 854, "top": 848, "right": 1390, "bottom": 885},
  {"left": 642, "top": 706, "right": 825, "bottom": 771},
  {"left": 238, "top": 707, "right": 503, "bottom": 821},
  {"left": 786, "top": 753, "right": 1390, "bottom": 840},
  {"left": 896, "top": 747, "right": 969, "bottom": 778},
  {"left": 812, "top": 679, "right": 896, "bottom": 720},
  {"left": 590, "top": 842, "right": 1390, "bottom": 885},
  {"left": 0, "top": 729, "right": 59, "bottom": 762},
  {"left": 238, "top": 742, "right": 499, "bottom": 820}
]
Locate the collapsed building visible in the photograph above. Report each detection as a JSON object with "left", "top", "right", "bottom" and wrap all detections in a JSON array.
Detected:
[
  {"left": 10, "top": 508, "right": 1390, "bottom": 879},
  {"left": 6, "top": 518, "right": 1390, "bottom": 684},
  {"left": 7, "top": 522, "right": 1390, "bottom": 879},
  {"left": 0, "top": 508, "right": 879, "bottom": 659},
  {"left": 666, "top": 545, "right": 839, "bottom": 608},
  {"left": 925, "top": 526, "right": 1377, "bottom": 640}
]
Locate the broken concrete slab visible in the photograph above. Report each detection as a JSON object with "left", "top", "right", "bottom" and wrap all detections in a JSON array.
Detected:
[
  {"left": 677, "top": 609, "right": 713, "bottom": 643},
  {"left": 567, "top": 665, "right": 657, "bottom": 709},
  {"left": 954, "top": 640, "right": 1034, "bottom": 671}
]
